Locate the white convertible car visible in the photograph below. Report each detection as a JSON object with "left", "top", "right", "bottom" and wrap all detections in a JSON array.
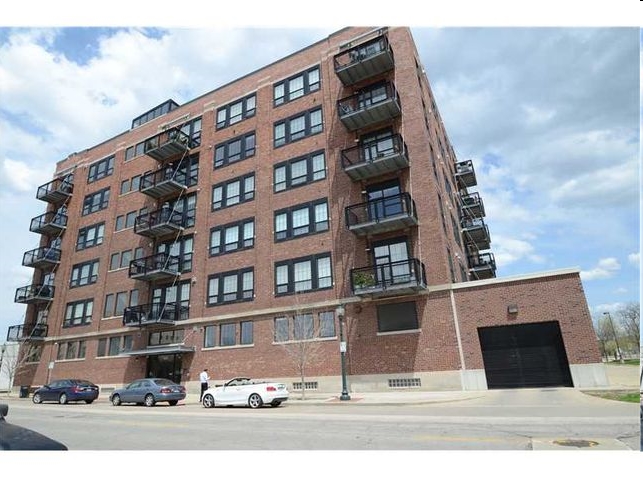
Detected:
[{"left": 202, "top": 377, "right": 289, "bottom": 408}]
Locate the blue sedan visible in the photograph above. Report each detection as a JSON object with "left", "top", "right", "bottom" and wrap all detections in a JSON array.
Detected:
[
  {"left": 32, "top": 379, "right": 99, "bottom": 405},
  {"left": 110, "top": 378, "right": 186, "bottom": 407}
]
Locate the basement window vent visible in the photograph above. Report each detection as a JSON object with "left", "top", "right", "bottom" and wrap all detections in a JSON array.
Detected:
[
  {"left": 388, "top": 378, "right": 421, "bottom": 388},
  {"left": 292, "top": 381, "right": 318, "bottom": 390}
]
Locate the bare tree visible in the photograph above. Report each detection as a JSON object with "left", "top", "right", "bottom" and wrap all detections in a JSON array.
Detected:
[
  {"left": 0, "top": 342, "right": 41, "bottom": 393},
  {"left": 617, "top": 302, "right": 640, "bottom": 348}
]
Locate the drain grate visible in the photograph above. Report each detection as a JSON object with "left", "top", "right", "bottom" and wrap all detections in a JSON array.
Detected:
[{"left": 552, "top": 439, "right": 599, "bottom": 448}]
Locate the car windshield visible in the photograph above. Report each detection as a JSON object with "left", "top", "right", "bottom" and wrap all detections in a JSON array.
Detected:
[{"left": 152, "top": 379, "right": 176, "bottom": 386}]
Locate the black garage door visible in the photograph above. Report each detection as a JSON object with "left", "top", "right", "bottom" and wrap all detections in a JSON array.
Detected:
[{"left": 478, "top": 321, "right": 573, "bottom": 389}]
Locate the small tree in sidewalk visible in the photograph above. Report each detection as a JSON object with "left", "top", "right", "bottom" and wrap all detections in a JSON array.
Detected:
[{"left": 1, "top": 342, "right": 42, "bottom": 393}]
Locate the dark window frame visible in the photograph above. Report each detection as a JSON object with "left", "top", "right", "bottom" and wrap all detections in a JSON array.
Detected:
[
  {"left": 274, "top": 198, "right": 328, "bottom": 242},
  {"left": 81, "top": 187, "right": 110, "bottom": 216},
  {"left": 69, "top": 259, "right": 100, "bottom": 288},
  {"left": 63, "top": 299, "right": 94, "bottom": 327},
  {"left": 273, "top": 150, "right": 326, "bottom": 193},
  {"left": 76, "top": 222, "right": 105, "bottom": 251},
  {"left": 214, "top": 132, "right": 256, "bottom": 169},
  {"left": 211, "top": 172, "right": 255, "bottom": 211},
  {"left": 273, "top": 107, "right": 323, "bottom": 148},
  {"left": 273, "top": 65, "right": 321, "bottom": 106},
  {"left": 207, "top": 267, "right": 254, "bottom": 306},
  {"left": 87, "top": 155, "right": 114, "bottom": 183},
  {"left": 216, "top": 94, "right": 256, "bottom": 129},
  {"left": 376, "top": 302, "right": 419, "bottom": 333},
  {"left": 274, "top": 252, "right": 332, "bottom": 296},
  {"left": 209, "top": 218, "right": 255, "bottom": 256}
]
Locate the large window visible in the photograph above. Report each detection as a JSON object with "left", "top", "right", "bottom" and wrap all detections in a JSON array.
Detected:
[
  {"left": 275, "top": 253, "right": 332, "bottom": 296},
  {"left": 87, "top": 155, "right": 114, "bottom": 183},
  {"left": 97, "top": 335, "right": 133, "bottom": 357},
  {"left": 274, "top": 107, "right": 323, "bottom": 147},
  {"left": 376, "top": 302, "right": 419, "bottom": 333},
  {"left": 103, "top": 289, "right": 139, "bottom": 318},
  {"left": 214, "top": 132, "right": 255, "bottom": 169},
  {"left": 274, "top": 199, "right": 328, "bottom": 241},
  {"left": 207, "top": 268, "right": 254, "bottom": 306},
  {"left": 157, "top": 235, "right": 194, "bottom": 273},
  {"left": 273, "top": 311, "right": 335, "bottom": 342},
  {"left": 203, "top": 321, "right": 254, "bottom": 348},
  {"left": 274, "top": 66, "right": 320, "bottom": 106},
  {"left": 56, "top": 340, "right": 86, "bottom": 361},
  {"left": 82, "top": 187, "right": 110, "bottom": 216},
  {"left": 209, "top": 218, "right": 254, "bottom": 256},
  {"left": 70, "top": 259, "right": 99, "bottom": 288},
  {"left": 76, "top": 222, "right": 105, "bottom": 250},
  {"left": 274, "top": 151, "right": 326, "bottom": 193},
  {"left": 216, "top": 94, "right": 256, "bottom": 129},
  {"left": 63, "top": 299, "right": 93, "bottom": 327},
  {"left": 211, "top": 173, "right": 255, "bottom": 211}
]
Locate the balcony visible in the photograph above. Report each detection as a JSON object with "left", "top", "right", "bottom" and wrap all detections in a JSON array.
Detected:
[
  {"left": 144, "top": 128, "right": 196, "bottom": 163},
  {"left": 350, "top": 258, "right": 427, "bottom": 298},
  {"left": 129, "top": 253, "right": 181, "bottom": 282},
  {"left": 134, "top": 208, "right": 185, "bottom": 239},
  {"left": 455, "top": 160, "right": 477, "bottom": 189},
  {"left": 123, "top": 302, "right": 188, "bottom": 328},
  {"left": 337, "top": 82, "right": 401, "bottom": 132},
  {"left": 461, "top": 217, "right": 491, "bottom": 250},
  {"left": 341, "top": 133, "right": 409, "bottom": 181},
  {"left": 139, "top": 166, "right": 188, "bottom": 200},
  {"left": 460, "top": 192, "right": 485, "bottom": 219},
  {"left": 15, "top": 284, "right": 55, "bottom": 304},
  {"left": 36, "top": 176, "right": 73, "bottom": 205},
  {"left": 30, "top": 211, "right": 67, "bottom": 236},
  {"left": 468, "top": 252, "right": 497, "bottom": 280},
  {"left": 6, "top": 323, "right": 48, "bottom": 342},
  {"left": 22, "top": 247, "right": 61, "bottom": 270},
  {"left": 346, "top": 193, "right": 418, "bottom": 237},
  {"left": 334, "top": 34, "right": 395, "bottom": 86}
]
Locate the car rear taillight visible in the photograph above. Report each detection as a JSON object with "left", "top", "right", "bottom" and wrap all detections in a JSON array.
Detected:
[
  {"left": 266, "top": 386, "right": 276, "bottom": 392},
  {"left": 71, "top": 386, "right": 81, "bottom": 393},
  {"left": 160, "top": 387, "right": 172, "bottom": 394}
]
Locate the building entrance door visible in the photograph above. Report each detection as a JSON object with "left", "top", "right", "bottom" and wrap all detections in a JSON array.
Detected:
[{"left": 146, "top": 353, "right": 183, "bottom": 384}]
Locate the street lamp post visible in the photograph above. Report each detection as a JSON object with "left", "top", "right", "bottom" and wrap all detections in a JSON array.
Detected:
[
  {"left": 603, "top": 312, "right": 624, "bottom": 364},
  {"left": 336, "top": 305, "right": 351, "bottom": 401}
]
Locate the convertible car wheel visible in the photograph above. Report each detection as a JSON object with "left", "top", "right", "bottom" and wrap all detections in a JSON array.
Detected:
[
  {"left": 248, "top": 393, "right": 263, "bottom": 409},
  {"left": 202, "top": 394, "right": 215, "bottom": 408}
]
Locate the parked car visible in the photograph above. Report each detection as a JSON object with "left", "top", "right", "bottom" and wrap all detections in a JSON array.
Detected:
[
  {"left": 32, "top": 379, "right": 99, "bottom": 404},
  {"left": 110, "top": 378, "right": 186, "bottom": 407},
  {"left": 202, "top": 377, "right": 289, "bottom": 409},
  {"left": 0, "top": 403, "right": 67, "bottom": 450}
]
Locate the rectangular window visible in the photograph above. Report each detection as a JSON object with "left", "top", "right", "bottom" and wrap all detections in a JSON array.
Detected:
[
  {"left": 273, "top": 107, "right": 323, "bottom": 147},
  {"left": 273, "top": 151, "right": 326, "bottom": 192},
  {"left": 274, "top": 199, "right": 328, "bottom": 241},
  {"left": 209, "top": 218, "right": 254, "bottom": 256},
  {"left": 76, "top": 222, "right": 105, "bottom": 250},
  {"left": 377, "top": 302, "right": 419, "bottom": 332},
  {"left": 274, "top": 317, "right": 289, "bottom": 342},
  {"left": 204, "top": 325, "right": 217, "bottom": 348},
  {"left": 211, "top": 173, "right": 255, "bottom": 211},
  {"left": 220, "top": 323, "right": 236, "bottom": 347},
  {"left": 207, "top": 268, "right": 254, "bottom": 306},
  {"left": 65, "top": 341, "right": 78, "bottom": 360},
  {"left": 82, "top": 187, "right": 110, "bottom": 216},
  {"left": 240, "top": 321, "right": 253, "bottom": 345},
  {"left": 108, "top": 337, "right": 121, "bottom": 356},
  {"left": 274, "top": 253, "right": 332, "bottom": 296},
  {"left": 87, "top": 155, "right": 114, "bottom": 183},
  {"left": 214, "top": 132, "right": 255, "bottom": 169},
  {"left": 293, "top": 313, "right": 314, "bottom": 340},
  {"left": 216, "top": 94, "right": 256, "bottom": 129},
  {"left": 319, "top": 311, "right": 336, "bottom": 338},
  {"left": 97, "top": 338, "right": 107, "bottom": 357},
  {"left": 70, "top": 259, "right": 99, "bottom": 288},
  {"left": 274, "top": 66, "right": 321, "bottom": 106},
  {"left": 63, "top": 299, "right": 93, "bottom": 327},
  {"left": 104, "top": 290, "right": 137, "bottom": 318}
]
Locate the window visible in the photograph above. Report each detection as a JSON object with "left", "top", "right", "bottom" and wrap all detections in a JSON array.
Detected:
[
  {"left": 240, "top": 321, "right": 253, "bottom": 345},
  {"left": 110, "top": 249, "right": 138, "bottom": 271},
  {"left": 211, "top": 173, "right": 255, "bottom": 211},
  {"left": 116, "top": 208, "right": 146, "bottom": 231},
  {"left": 220, "top": 323, "right": 236, "bottom": 347},
  {"left": 319, "top": 311, "right": 336, "bottom": 338},
  {"left": 274, "top": 312, "right": 335, "bottom": 342},
  {"left": 204, "top": 326, "right": 217, "bottom": 348},
  {"left": 87, "top": 155, "right": 114, "bottom": 183},
  {"left": 120, "top": 175, "right": 142, "bottom": 195},
  {"left": 216, "top": 94, "right": 256, "bottom": 129},
  {"left": 56, "top": 340, "right": 85, "bottom": 361},
  {"left": 204, "top": 322, "right": 253, "bottom": 348},
  {"left": 210, "top": 218, "right": 254, "bottom": 256},
  {"left": 108, "top": 337, "right": 121, "bottom": 356},
  {"left": 376, "top": 302, "right": 419, "bottom": 332},
  {"left": 156, "top": 235, "right": 194, "bottom": 273},
  {"left": 149, "top": 329, "right": 185, "bottom": 346},
  {"left": 97, "top": 338, "right": 107, "bottom": 357},
  {"left": 274, "top": 66, "right": 320, "bottom": 106},
  {"left": 131, "top": 99, "right": 179, "bottom": 129},
  {"left": 76, "top": 223, "right": 105, "bottom": 251},
  {"left": 214, "top": 132, "right": 255, "bottom": 168},
  {"left": 275, "top": 253, "right": 332, "bottom": 296},
  {"left": 125, "top": 141, "right": 146, "bottom": 161},
  {"left": 293, "top": 314, "right": 314, "bottom": 340},
  {"left": 63, "top": 299, "right": 93, "bottom": 327},
  {"left": 103, "top": 289, "right": 138, "bottom": 318},
  {"left": 207, "top": 268, "right": 254, "bottom": 306},
  {"left": 274, "top": 151, "right": 325, "bottom": 192},
  {"left": 82, "top": 187, "right": 110, "bottom": 216},
  {"left": 274, "top": 199, "right": 328, "bottom": 241},
  {"left": 274, "top": 107, "right": 323, "bottom": 147},
  {"left": 274, "top": 317, "right": 289, "bottom": 342},
  {"left": 70, "top": 259, "right": 99, "bottom": 288}
]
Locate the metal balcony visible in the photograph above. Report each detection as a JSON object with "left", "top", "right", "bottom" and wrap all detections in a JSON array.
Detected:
[
  {"left": 144, "top": 128, "right": 196, "bottom": 162},
  {"left": 6, "top": 323, "right": 48, "bottom": 342},
  {"left": 460, "top": 192, "right": 485, "bottom": 219},
  {"left": 461, "top": 217, "right": 491, "bottom": 250},
  {"left": 139, "top": 166, "right": 188, "bottom": 200},
  {"left": 340, "top": 133, "right": 409, "bottom": 181},
  {"left": 123, "top": 302, "right": 188, "bottom": 328},
  {"left": 337, "top": 82, "right": 401, "bottom": 132},
  {"left": 22, "top": 247, "right": 61, "bottom": 270},
  {"left": 15, "top": 284, "right": 55, "bottom": 304},
  {"left": 36, "top": 176, "right": 73, "bottom": 205},
  {"left": 29, "top": 212, "right": 67, "bottom": 236},
  {"left": 468, "top": 252, "right": 496, "bottom": 280},
  {"left": 334, "top": 34, "right": 395, "bottom": 86},
  {"left": 129, "top": 253, "right": 181, "bottom": 282},
  {"left": 345, "top": 193, "right": 418, "bottom": 236},
  {"left": 134, "top": 208, "right": 185, "bottom": 239},
  {"left": 455, "top": 160, "right": 477, "bottom": 189},
  {"left": 350, "top": 258, "right": 427, "bottom": 298}
]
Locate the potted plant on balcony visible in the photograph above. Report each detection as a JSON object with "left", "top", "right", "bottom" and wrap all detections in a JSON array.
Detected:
[{"left": 352, "top": 272, "right": 375, "bottom": 289}]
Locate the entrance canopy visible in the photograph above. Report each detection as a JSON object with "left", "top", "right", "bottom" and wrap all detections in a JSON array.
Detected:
[{"left": 123, "top": 344, "right": 195, "bottom": 357}]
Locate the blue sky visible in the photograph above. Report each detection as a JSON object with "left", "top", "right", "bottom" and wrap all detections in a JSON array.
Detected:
[{"left": 0, "top": 22, "right": 640, "bottom": 343}]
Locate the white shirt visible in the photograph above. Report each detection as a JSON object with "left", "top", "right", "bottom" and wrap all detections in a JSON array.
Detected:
[{"left": 200, "top": 371, "right": 209, "bottom": 383}]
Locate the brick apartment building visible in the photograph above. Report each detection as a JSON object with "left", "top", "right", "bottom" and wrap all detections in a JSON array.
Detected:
[{"left": 8, "top": 26, "right": 607, "bottom": 395}]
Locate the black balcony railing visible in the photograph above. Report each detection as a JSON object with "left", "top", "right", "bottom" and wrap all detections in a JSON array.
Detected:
[
  {"left": 128, "top": 253, "right": 181, "bottom": 281},
  {"left": 345, "top": 193, "right": 418, "bottom": 236},
  {"left": 123, "top": 302, "right": 188, "bottom": 327},
  {"left": 461, "top": 217, "right": 491, "bottom": 250},
  {"left": 36, "top": 176, "right": 73, "bottom": 204},
  {"left": 460, "top": 191, "right": 485, "bottom": 219},
  {"left": 6, "top": 323, "right": 48, "bottom": 342},
  {"left": 144, "top": 128, "right": 199, "bottom": 162},
  {"left": 139, "top": 165, "right": 189, "bottom": 199},
  {"left": 134, "top": 207, "right": 185, "bottom": 238},
  {"left": 340, "top": 133, "right": 409, "bottom": 181},
  {"left": 15, "top": 284, "right": 55, "bottom": 304},
  {"left": 29, "top": 211, "right": 67, "bottom": 236},
  {"left": 350, "top": 258, "right": 427, "bottom": 297},
  {"left": 334, "top": 34, "right": 394, "bottom": 86},
  {"left": 22, "top": 246, "right": 61, "bottom": 269},
  {"left": 468, "top": 252, "right": 496, "bottom": 277},
  {"left": 455, "top": 160, "right": 477, "bottom": 189},
  {"left": 337, "top": 82, "right": 401, "bottom": 131}
]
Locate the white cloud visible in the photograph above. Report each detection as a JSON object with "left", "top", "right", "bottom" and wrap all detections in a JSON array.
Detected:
[
  {"left": 492, "top": 234, "right": 545, "bottom": 267},
  {"left": 628, "top": 252, "right": 640, "bottom": 267},
  {"left": 580, "top": 257, "right": 621, "bottom": 281},
  {"left": 522, "top": 104, "right": 556, "bottom": 124},
  {"left": 2, "top": 158, "right": 46, "bottom": 192}
]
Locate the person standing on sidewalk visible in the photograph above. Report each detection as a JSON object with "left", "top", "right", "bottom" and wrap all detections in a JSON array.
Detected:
[{"left": 199, "top": 369, "right": 210, "bottom": 402}]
